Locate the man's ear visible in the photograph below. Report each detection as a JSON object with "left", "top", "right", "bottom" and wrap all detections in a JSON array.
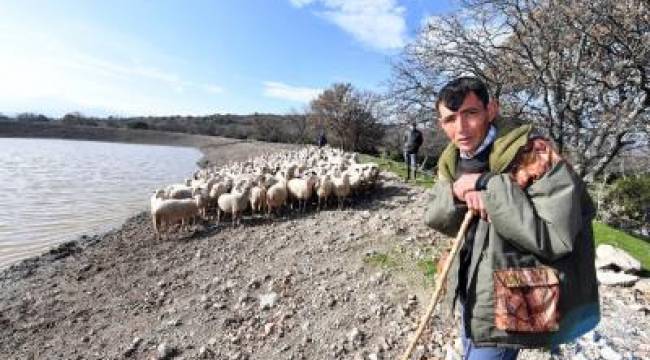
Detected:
[{"left": 487, "top": 99, "right": 499, "bottom": 123}]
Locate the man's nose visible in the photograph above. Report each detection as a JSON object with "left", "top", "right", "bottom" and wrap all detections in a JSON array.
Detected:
[{"left": 455, "top": 115, "right": 467, "bottom": 133}]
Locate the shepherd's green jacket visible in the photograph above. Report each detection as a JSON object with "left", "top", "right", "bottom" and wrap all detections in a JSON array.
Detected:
[{"left": 424, "top": 125, "right": 600, "bottom": 348}]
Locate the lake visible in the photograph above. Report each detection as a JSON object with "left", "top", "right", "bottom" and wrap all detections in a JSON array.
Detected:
[{"left": 0, "top": 138, "right": 202, "bottom": 269}]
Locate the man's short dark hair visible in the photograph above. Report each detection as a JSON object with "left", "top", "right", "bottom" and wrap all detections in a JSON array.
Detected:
[{"left": 435, "top": 77, "right": 490, "bottom": 112}]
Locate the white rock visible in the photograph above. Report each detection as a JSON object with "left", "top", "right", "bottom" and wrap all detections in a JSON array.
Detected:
[
  {"left": 259, "top": 292, "right": 279, "bottom": 310},
  {"left": 157, "top": 343, "right": 173, "bottom": 359},
  {"left": 572, "top": 353, "right": 588, "bottom": 360},
  {"left": 444, "top": 343, "right": 462, "bottom": 360},
  {"left": 349, "top": 327, "right": 364, "bottom": 344},
  {"left": 264, "top": 322, "right": 275, "bottom": 336},
  {"left": 633, "top": 278, "right": 650, "bottom": 295},
  {"left": 595, "top": 245, "right": 641, "bottom": 273},
  {"left": 597, "top": 270, "right": 640, "bottom": 286},
  {"left": 198, "top": 346, "right": 210, "bottom": 358},
  {"left": 600, "top": 345, "right": 623, "bottom": 360}
]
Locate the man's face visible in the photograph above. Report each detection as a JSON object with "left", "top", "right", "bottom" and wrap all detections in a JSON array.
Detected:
[{"left": 437, "top": 92, "right": 497, "bottom": 154}]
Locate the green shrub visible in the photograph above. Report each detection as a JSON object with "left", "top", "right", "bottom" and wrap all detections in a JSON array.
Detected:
[{"left": 602, "top": 175, "right": 650, "bottom": 227}]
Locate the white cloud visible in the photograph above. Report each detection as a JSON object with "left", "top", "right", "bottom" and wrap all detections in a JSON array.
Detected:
[
  {"left": 263, "top": 81, "right": 322, "bottom": 103},
  {"left": 289, "top": 0, "right": 315, "bottom": 7},
  {"left": 289, "top": 0, "right": 407, "bottom": 50},
  {"left": 0, "top": 24, "right": 225, "bottom": 116}
]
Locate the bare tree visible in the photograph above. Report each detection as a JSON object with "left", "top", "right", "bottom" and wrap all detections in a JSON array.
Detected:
[
  {"left": 308, "top": 83, "right": 385, "bottom": 153},
  {"left": 389, "top": 0, "right": 649, "bottom": 181}
]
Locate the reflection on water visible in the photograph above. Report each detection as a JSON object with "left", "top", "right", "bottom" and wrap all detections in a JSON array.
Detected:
[{"left": 0, "top": 138, "right": 201, "bottom": 268}]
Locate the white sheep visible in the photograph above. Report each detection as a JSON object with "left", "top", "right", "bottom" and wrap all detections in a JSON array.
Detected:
[
  {"left": 266, "top": 172, "right": 289, "bottom": 217},
  {"left": 249, "top": 183, "right": 267, "bottom": 215},
  {"left": 208, "top": 180, "right": 232, "bottom": 217},
  {"left": 151, "top": 195, "right": 201, "bottom": 240},
  {"left": 315, "top": 174, "right": 334, "bottom": 211},
  {"left": 166, "top": 184, "right": 193, "bottom": 199},
  {"left": 287, "top": 173, "right": 318, "bottom": 212},
  {"left": 332, "top": 172, "right": 351, "bottom": 209},
  {"left": 217, "top": 183, "right": 252, "bottom": 227}
]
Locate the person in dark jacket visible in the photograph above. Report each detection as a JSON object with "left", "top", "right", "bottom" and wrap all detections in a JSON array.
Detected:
[
  {"left": 424, "top": 77, "right": 599, "bottom": 359},
  {"left": 317, "top": 131, "right": 328, "bottom": 148},
  {"left": 403, "top": 122, "right": 423, "bottom": 180}
]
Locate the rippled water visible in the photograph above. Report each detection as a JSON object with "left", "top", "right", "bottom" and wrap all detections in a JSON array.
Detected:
[{"left": 0, "top": 138, "right": 202, "bottom": 268}]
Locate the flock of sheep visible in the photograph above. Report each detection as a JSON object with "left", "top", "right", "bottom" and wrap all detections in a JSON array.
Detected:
[{"left": 149, "top": 146, "right": 381, "bottom": 239}]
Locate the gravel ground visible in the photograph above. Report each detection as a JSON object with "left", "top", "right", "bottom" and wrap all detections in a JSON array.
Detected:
[{"left": 0, "top": 147, "right": 648, "bottom": 360}]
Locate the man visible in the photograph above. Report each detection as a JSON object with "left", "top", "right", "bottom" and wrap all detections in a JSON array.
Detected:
[
  {"left": 317, "top": 130, "right": 328, "bottom": 148},
  {"left": 424, "top": 77, "right": 599, "bottom": 359},
  {"left": 403, "top": 121, "right": 423, "bottom": 180}
]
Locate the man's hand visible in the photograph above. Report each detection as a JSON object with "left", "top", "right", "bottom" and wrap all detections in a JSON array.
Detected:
[
  {"left": 452, "top": 173, "right": 481, "bottom": 200},
  {"left": 463, "top": 190, "right": 489, "bottom": 220}
]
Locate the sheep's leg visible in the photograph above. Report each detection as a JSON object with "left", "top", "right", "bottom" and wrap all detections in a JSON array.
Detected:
[
  {"left": 317, "top": 197, "right": 321, "bottom": 212},
  {"left": 152, "top": 214, "right": 159, "bottom": 239},
  {"left": 232, "top": 211, "right": 236, "bottom": 227},
  {"left": 216, "top": 209, "right": 221, "bottom": 225}
]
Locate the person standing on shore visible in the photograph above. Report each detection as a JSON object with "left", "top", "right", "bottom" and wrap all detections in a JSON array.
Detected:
[
  {"left": 403, "top": 121, "right": 423, "bottom": 181},
  {"left": 317, "top": 130, "right": 328, "bottom": 148},
  {"left": 424, "top": 77, "right": 599, "bottom": 359}
]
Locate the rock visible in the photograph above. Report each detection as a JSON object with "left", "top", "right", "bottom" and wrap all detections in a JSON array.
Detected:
[
  {"left": 595, "top": 245, "right": 642, "bottom": 273},
  {"left": 264, "top": 322, "right": 275, "bottom": 337},
  {"left": 444, "top": 343, "right": 462, "bottom": 360},
  {"left": 166, "top": 319, "right": 181, "bottom": 327},
  {"left": 348, "top": 327, "right": 364, "bottom": 346},
  {"left": 247, "top": 278, "right": 261, "bottom": 289},
  {"left": 597, "top": 270, "right": 640, "bottom": 286},
  {"left": 157, "top": 343, "right": 174, "bottom": 359},
  {"left": 600, "top": 345, "right": 623, "bottom": 360},
  {"left": 124, "top": 337, "right": 142, "bottom": 356},
  {"left": 633, "top": 279, "right": 650, "bottom": 295},
  {"left": 199, "top": 346, "right": 211, "bottom": 358},
  {"left": 572, "top": 353, "right": 588, "bottom": 360},
  {"left": 259, "top": 292, "right": 279, "bottom": 310}
]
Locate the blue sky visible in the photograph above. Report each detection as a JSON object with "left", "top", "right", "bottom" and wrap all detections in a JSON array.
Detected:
[{"left": 0, "top": 0, "right": 457, "bottom": 117}]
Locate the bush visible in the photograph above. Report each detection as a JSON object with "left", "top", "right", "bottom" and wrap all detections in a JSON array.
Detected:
[
  {"left": 127, "top": 121, "right": 149, "bottom": 130},
  {"left": 600, "top": 174, "right": 650, "bottom": 237}
]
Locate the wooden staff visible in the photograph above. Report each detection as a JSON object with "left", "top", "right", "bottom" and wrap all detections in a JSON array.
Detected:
[{"left": 399, "top": 210, "right": 474, "bottom": 360}]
